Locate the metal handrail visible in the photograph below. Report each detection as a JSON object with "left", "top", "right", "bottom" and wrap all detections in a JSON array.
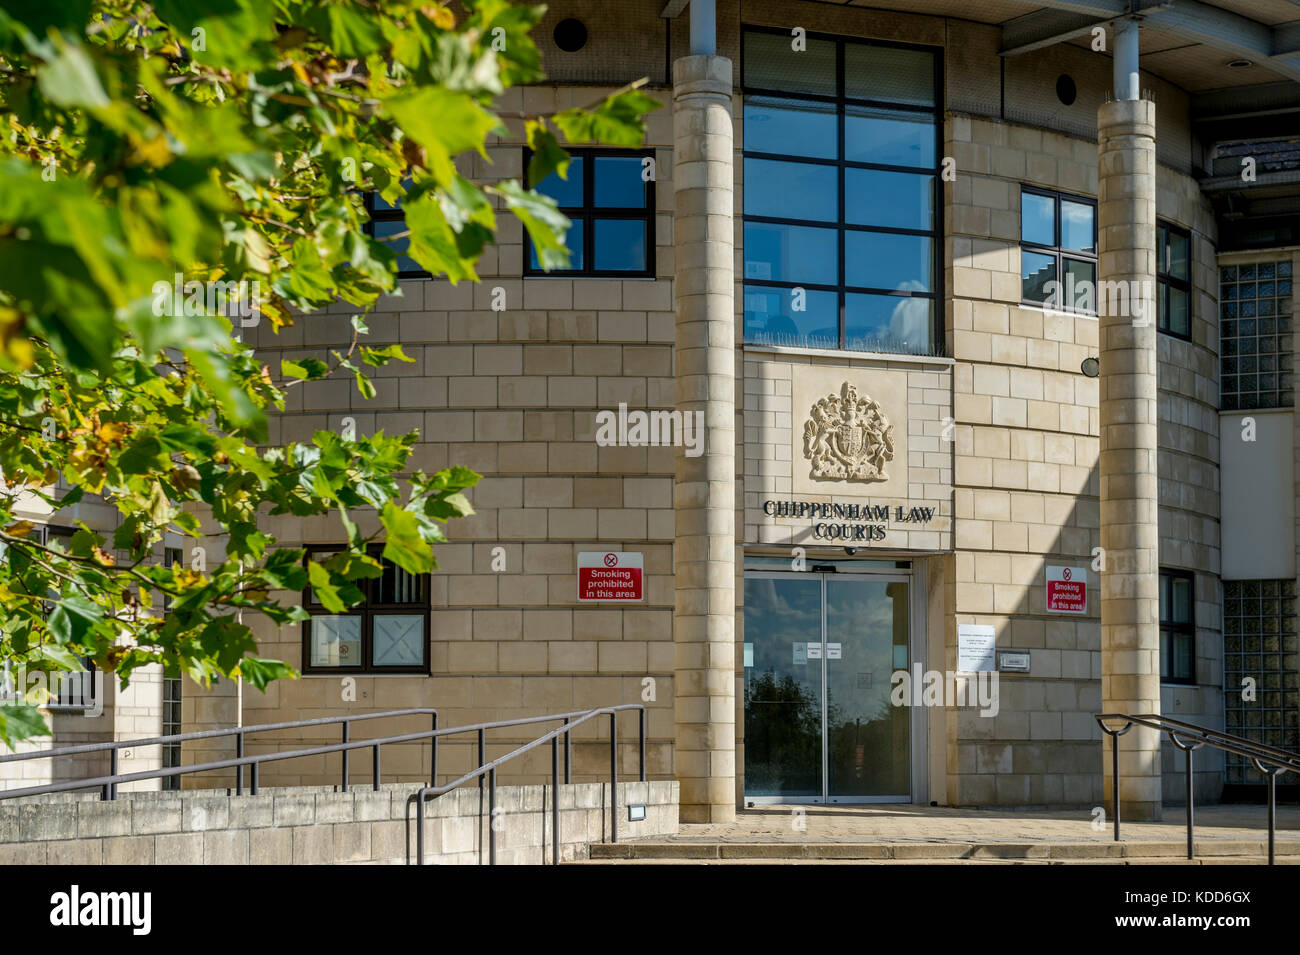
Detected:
[
  {"left": 405, "top": 704, "right": 647, "bottom": 866},
  {"left": 1096, "top": 712, "right": 1300, "bottom": 865},
  {"left": 0, "top": 708, "right": 439, "bottom": 800}
]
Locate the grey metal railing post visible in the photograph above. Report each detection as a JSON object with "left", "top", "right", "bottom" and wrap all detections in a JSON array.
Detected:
[
  {"left": 236, "top": 732, "right": 244, "bottom": 795},
  {"left": 1111, "top": 727, "right": 1120, "bottom": 842},
  {"left": 478, "top": 728, "right": 486, "bottom": 790},
  {"left": 639, "top": 707, "right": 646, "bottom": 782},
  {"left": 552, "top": 734, "right": 560, "bottom": 866},
  {"left": 372, "top": 744, "right": 381, "bottom": 792},
  {"left": 341, "top": 721, "right": 349, "bottom": 793},
  {"left": 564, "top": 717, "right": 571, "bottom": 783},
  {"left": 1268, "top": 769, "right": 1277, "bottom": 866},
  {"left": 108, "top": 749, "right": 117, "bottom": 801},
  {"left": 610, "top": 711, "right": 618, "bottom": 845},
  {"left": 1185, "top": 746, "right": 1194, "bottom": 860},
  {"left": 489, "top": 767, "right": 497, "bottom": 866},
  {"left": 250, "top": 761, "right": 259, "bottom": 795},
  {"left": 430, "top": 712, "right": 438, "bottom": 787}
]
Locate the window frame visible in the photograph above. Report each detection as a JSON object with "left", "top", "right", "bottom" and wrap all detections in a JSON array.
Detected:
[
  {"left": 1159, "top": 567, "right": 1196, "bottom": 685},
  {"left": 521, "top": 146, "right": 657, "bottom": 279},
  {"left": 36, "top": 524, "right": 101, "bottom": 711},
  {"left": 363, "top": 187, "right": 429, "bottom": 279},
  {"left": 300, "top": 545, "right": 432, "bottom": 675},
  {"left": 1156, "top": 220, "right": 1192, "bottom": 341},
  {"left": 1019, "top": 186, "right": 1099, "bottom": 313},
  {"left": 738, "top": 24, "right": 944, "bottom": 356}
]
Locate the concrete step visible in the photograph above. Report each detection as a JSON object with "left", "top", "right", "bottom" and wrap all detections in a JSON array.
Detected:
[
  {"left": 570, "top": 855, "right": 1300, "bottom": 865},
  {"left": 582, "top": 840, "right": 1300, "bottom": 863}
]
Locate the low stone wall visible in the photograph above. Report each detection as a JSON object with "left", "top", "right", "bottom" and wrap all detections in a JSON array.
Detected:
[{"left": 0, "top": 780, "right": 678, "bottom": 865}]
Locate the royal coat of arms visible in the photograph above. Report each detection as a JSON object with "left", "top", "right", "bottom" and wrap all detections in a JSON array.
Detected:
[{"left": 802, "top": 382, "right": 894, "bottom": 482}]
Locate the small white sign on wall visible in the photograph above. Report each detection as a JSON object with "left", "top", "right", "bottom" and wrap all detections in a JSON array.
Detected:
[{"left": 957, "top": 624, "right": 997, "bottom": 673}]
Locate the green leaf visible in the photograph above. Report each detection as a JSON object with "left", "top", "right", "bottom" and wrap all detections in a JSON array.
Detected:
[
  {"left": 384, "top": 88, "right": 500, "bottom": 186},
  {"left": 306, "top": 561, "right": 345, "bottom": 613},
  {"left": 237, "top": 656, "right": 297, "bottom": 691},
  {"left": 0, "top": 704, "right": 51, "bottom": 748},
  {"left": 380, "top": 501, "right": 433, "bottom": 575},
  {"left": 37, "top": 42, "right": 110, "bottom": 110},
  {"left": 525, "top": 120, "right": 570, "bottom": 188},
  {"left": 496, "top": 180, "right": 570, "bottom": 270}
]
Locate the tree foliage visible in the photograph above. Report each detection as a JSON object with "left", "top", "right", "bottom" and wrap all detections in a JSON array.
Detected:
[{"left": 0, "top": 0, "right": 658, "bottom": 746}]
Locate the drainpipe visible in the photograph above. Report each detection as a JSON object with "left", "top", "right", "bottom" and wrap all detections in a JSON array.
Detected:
[{"left": 689, "top": 0, "right": 715, "bottom": 56}]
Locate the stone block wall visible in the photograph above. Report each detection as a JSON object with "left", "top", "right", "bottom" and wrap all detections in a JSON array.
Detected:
[
  {"left": 945, "top": 112, "right": 1221, "bottom": 806},
  {"left": 0, "top": 780, "right": 677, "bottom": 865}
]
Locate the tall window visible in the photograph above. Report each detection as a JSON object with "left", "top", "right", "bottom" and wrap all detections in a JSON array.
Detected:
[
  {"left": 364, "top": 188, "right": 427, "bottom": 278},
  {"left": 1159, "top": 569, "right": 1195, "bottom": 684},
  {"left": 525, "top": 148, "right": 655, "bottom": 276},
  {"left": 38, "top": 525, "right": 98, "bottom": 709},
  {"left": 162, "top": 545, "right": 183, "bottom": 790},
  {"left": 1220, "top": 261, "right": 1293, "bottom": 411},
  {"left": 1156, "top": 222, "right": 1190, "bottom": 339},
  {"left": 740, "top": 28, "right": 941, "bottom": 355},
  {"left": 1223, "top": 579, "right": 1299, "bottom": 786},
  {"left": 1020, "top": 188, "right": 1097, "bottom": 311},
  {"left": 302, "top": 548, "right": 430, "bottom": 674}
]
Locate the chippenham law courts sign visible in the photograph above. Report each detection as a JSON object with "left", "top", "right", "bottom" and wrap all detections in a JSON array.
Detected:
[{"left": 760, "top": 499, "right": 937, "bottom": 542}]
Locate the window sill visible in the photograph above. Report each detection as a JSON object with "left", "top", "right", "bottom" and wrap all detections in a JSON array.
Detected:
[{"left": 742, "top": 342, "right": 955, "bottom": 365}]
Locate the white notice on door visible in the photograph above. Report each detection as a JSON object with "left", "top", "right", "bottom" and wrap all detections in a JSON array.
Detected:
[
  {"left": 793, "top": 642, "right": 808, "bottom": 666},
  {"left": 826, "top": 643, "right": 842, "bottom": 659},
  {"left": 807, "top": 642, "right": 823, "bottom": 660}
]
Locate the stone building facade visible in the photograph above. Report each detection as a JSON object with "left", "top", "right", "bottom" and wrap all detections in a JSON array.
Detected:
[{"left": 9, "top": 0, "right": 1300, "bottom": 824}]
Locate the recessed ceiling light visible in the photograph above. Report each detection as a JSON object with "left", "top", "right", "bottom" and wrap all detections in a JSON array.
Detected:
[{"left": 1228, "top": 59, "right": 1253, "bottom": 69}]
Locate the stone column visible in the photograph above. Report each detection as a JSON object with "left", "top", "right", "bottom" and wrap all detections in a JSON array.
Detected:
[
  {"left": 672, "top": 54, "right": 736, "bottom": 824},
  {"left": 1097, "top": 96, "right": 1162, "bottom": 821}
]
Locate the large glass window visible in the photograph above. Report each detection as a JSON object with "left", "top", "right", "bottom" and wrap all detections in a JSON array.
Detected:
[
  {"left": 524, "top": 148, "right": 656, "bottom": 277},
  {"left": 1220, "top": 261, "right": 1294, "bottom": 411},
  {"left": 1223, "top": 579, "right": 1299, "bottom": 786},
  {"left": 741, "top": 28, "right": 941, "bottom": 355},
  {"left": 1159, "top": 569, "right": 1195, "bottom": 684},
  {"left": 1156, "top": 222, "right": 1191, "bottom": 339},
  {"left": 302, "top": 547, "right": 431, "bottom": 674},
  {"left": 1020, "top": 188, "right": 1097, "bottom": 312}
]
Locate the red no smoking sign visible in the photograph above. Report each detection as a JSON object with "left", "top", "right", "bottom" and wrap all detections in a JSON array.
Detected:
[
  {"left": 1046, "top": 564, "right": 1088, "bottom": 614},
  {"left": 577, "top": 551, "right": 644, "bottom": 601}
]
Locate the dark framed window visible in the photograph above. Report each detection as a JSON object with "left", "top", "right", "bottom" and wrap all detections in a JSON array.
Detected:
[
  {"left": 740, "top": 26, "right": 942, "bottom": 356},
  {"left": 523, "top": 147, "right": 656, "bottom": 277},
  {"left": 363, "top": 186, "right": 428, "bottom": 279},
  {"left": 1020, "top": 187, "right": 1097, "bottom": 312},
  {"left": 1220, "top": 261, "right": 1294, "bottom": 411},
  {"left": 301, "top": 546, "right": 431, "bottom": 674},
  {"left": 1159, "top": 568, "right": 1195, "bottom": 684},
  {"left": 1156, "top": 222, "right": 1191, "bottom": 339},
  {"left": 162, "top": 673, "right": 182, "bottom": 790},
  {"left": 37, "top": 525, "right": 100, "bottom": 709}
]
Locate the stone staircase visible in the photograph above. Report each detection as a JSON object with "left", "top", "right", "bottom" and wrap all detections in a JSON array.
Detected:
[{"left": 574, "top": 839, "right": 1300, "bottom": 864}]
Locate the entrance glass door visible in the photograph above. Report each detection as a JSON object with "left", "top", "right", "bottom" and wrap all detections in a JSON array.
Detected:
[{"left": 744, "top": 570, "right": 911, "bottom": 803}]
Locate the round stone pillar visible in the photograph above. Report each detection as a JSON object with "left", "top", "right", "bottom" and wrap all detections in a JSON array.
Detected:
[
  {"left": 1097, "top": 97, "right": 1162, "bottom": 822},
  {"left": 671, "top": 54, "right": 736, "bottom": 824}
]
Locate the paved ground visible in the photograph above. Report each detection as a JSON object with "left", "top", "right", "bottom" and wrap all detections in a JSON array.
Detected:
[{"left": 661, "top": 803, "right": 1300, "bottom": 845}]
